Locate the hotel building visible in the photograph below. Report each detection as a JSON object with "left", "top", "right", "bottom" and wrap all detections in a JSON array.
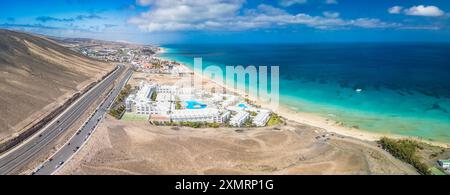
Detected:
[
  {"left": 252, "top": 111, "right": 270, "bottom": 127},
  {"left": 229, "top": 111, "right": 250, "bottom": 127},
  {"left": 171, "top": 108, "right": 222, "bottom": 123}
]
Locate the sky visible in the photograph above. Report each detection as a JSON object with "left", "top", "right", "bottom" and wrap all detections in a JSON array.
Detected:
[{"left": 1, "top": 0, "right": 450, "bottom": 44}]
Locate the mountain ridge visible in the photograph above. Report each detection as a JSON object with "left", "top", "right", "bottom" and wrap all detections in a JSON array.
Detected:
[{"left": 0, "top": 29, "right": 114, "bottom": 143}]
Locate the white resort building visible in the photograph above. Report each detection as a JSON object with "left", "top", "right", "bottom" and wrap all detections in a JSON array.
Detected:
[
  {"left": 149, "top": 101, "right": 173, "bottom": 115},
  {"left": 124, "top": 82, "right": 272, "bottom": 127},
  {"left": 171, "top": 108, "right": 222, "bottom": 123},
  {"left": 125, "top": 94, "right": 135, "bottom": 112},
  {"left": 252, "top": 111, "right": 271, "bottom": 127},
  {"left": 229, "top": 111, "right": 250, "bottom": 127},
  {"left": 126, "top": 82, "right": 157, "bottom": 115},
  {"left": 157, "top": 85, "right": 177, "bottom": 94}
]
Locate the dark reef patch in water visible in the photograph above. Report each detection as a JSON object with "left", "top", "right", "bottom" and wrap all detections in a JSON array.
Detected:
[{"left": 425, "top": 103, "right": 448, "bottom": 113}]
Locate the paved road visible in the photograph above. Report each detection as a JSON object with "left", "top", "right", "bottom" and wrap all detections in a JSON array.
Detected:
[
  {"left": 33, "top": 67, "right": 133, "bottom": 175},
  {"left": 0, "top": 65, "right": 131, "bottom": 175}
]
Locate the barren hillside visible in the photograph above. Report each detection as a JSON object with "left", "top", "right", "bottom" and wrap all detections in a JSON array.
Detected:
[
  {"left": 59, "top": 117, "right": 418, "bottom": 175},
  {"left": 0, "top": 29, "right": 113, "bottom": 142}
]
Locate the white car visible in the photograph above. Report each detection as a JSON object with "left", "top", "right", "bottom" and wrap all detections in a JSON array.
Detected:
[{"left": 55, "top": 161, "right": 64, "bottom": 169}]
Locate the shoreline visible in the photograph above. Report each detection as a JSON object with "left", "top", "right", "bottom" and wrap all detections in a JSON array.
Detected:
[{"left": 156, "top": 48, "right": 449, "bottom": 148}]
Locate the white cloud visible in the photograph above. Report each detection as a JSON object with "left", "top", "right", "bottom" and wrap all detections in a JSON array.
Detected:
[
  {"left": 129, "top": 1, "right": 401, "bottom": 32},
  {"left": 279, "top": 0, "right": 337, "bottom": 6},
  {"left": 130, "top": 0, "right": 245, "bottom": 31},
  {"left": 404, "top": 5, "right": 444, "bottom": 17},
  {"left": 388, "top": 6, "right": 403, "bottom": 14},
  {"left": 350, "top": 18, "right": 396, "bottom": 28},
  {"left": 323, "top": 11, "right": 340, "bottom": 18},
  {"left": 257, "top": 4, "right": 288, "bottom": 15},
  {"left": 279, "top": 0, "right": 307, "bottom": 7}
]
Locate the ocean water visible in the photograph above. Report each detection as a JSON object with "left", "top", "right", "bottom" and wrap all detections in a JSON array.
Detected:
[{"left": 159, "top": 43, "right": 450, "bottom": 143}]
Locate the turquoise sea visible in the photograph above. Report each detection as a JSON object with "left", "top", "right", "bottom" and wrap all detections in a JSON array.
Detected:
[{"left": 159, "top": 44, "right": 450, "bottom": 143}]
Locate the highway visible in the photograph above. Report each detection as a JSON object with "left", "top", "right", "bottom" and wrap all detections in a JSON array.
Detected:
[{"left": 0, "top": 64, "right": 132, "bottom": 175}]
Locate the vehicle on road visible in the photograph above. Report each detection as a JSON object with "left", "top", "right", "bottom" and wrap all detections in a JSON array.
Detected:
[
  {"left": 73, "top": 146, "right": 80, "bottom": 153},
  {"left": 55, "top": 161, "right": 64, "bottom": 169}
]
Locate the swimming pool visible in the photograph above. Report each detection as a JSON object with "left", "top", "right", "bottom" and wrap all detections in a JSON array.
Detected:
[
  {"left": 186, "top": 101, "right": 207, "bottom": 109},
  {"left": 238, "top": 103, "right": 248, "bottom": 109}
]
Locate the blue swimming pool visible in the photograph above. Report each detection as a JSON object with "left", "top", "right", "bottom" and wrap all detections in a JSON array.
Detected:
[
  {"left": 186, "top": 101, "right": 207, "bottom": 109},
  {"left": 238, "top": 103, "right": 248, "bottom": 109}
]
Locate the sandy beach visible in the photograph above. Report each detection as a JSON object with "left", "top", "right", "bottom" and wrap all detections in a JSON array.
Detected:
[{"left": 157, "top": 50, "right": 449, "bottom": 148}]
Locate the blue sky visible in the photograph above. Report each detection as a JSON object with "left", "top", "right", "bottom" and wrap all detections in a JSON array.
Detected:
[{"left": 1, "top": 0, "right": 450, "bottom": 44}]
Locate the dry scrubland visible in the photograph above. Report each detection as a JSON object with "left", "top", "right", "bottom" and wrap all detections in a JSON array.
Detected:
[
  {"left": 59, "top": 117, "right": 418, "bottom": 175},
  {"left": 0, "top": 29, "right": 113, "bottom": 142}
]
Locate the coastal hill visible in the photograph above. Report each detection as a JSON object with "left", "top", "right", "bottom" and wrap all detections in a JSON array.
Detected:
[
  {"left": 0, "top": 29, "right": 113, "bottom": 143},
  {"left": 59, "top": 117, "right": 418, "bottom": 175}
]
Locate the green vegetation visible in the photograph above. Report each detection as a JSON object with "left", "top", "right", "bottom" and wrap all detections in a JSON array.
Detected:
[
  {"left": 109, "top": 105, "right": 125, "bottom": 119},
  {"left": 175, "top": 97, "right": 182, "bottom": 110},
  {"left": 175, "top": 101, "right": 182, "bottom": 110},
  {"left": 429, "top": 167, "right": 447, "bottom": 175},
  {"left": 207, "top": 122, "right": 221, "bottom": 128},
  {"left": 430, "top": 148, "right": 446, "bottom": 158},
  {"left": 152, "top": 62, "right": 162, "bottom": 69},
  {"left": 121, "top": 113, "right": 149, "bottom": 121},
  {"left": 109, "top": 84, "right": 132, "bottom": 120},
  {"left": 111, "top": 84, "right": 132, "bottom": 108},
  {"left": 151, "top": 91, "right": 157, "bottom": 101},
  {"left": 267, "top": 113, "right": 283, "bottom": 126},
  {"left": 379, "top": 137, "right": 431, "bottom": 175},
  {"left": 244, "top": 98, "right": 251, "bottom": 106},
  {"left": 243, "top": 118, "right": 256, "bottom": 128},
  {"left": 153, "top": 121, "right": 222, "bottom": 128},
  {"left": 249, "top": 111, "right": 257, "bottom": 117}
]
